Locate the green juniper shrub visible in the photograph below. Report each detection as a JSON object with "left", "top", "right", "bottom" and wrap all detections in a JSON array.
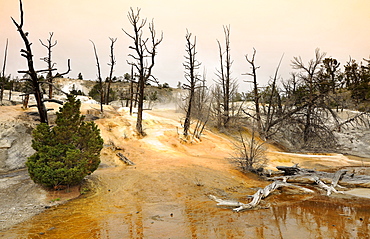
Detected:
[{"left": 26, "top": 95, "right": 104, "bottom": 189}]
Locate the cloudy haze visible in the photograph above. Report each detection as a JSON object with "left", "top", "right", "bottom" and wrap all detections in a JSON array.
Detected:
[{"left": 1, "top": 0, "right": 369, "bottom": 90}]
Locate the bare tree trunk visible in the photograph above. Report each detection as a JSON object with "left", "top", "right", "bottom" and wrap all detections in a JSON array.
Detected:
[
  {"left": 129, "top": 65, "right": 134, "bottom": 115},
  {"left": 105, "top": 37, "right": 117, "bottom": 105},
  {"left": 90, "top": 40, "right": 104, "bottom": 113},
  {"left": 8, "top": 80, "right": 13, "bottom": 101},
  {"left": 223, "top": 26, "right": 231, "bottom": 126},
  {"left": 22, "top": 94, "right": 29, "bottom": 108},
  {"left": 245, "top": 48, "right": 261, "bottom": 132},
  {"left": 39, "top": 33, "right": 71, "bottom": 99},
  {"left": 39, "top": 32, "right": 57, "bottom": 99},
  {"left": 1, "top": 39, "right": 8, "bottom": 104},
  {"left": 12, "top": 0, "right": 48, "bottom": 124},
  {"left": 183, "top": 30, "right": 201, "bottom": 137},
  {"left": 215, "top": 25, "right": 234, "bottom": 127},
  {"left": 136, "top": 75, "right": 145, "bottom": 135},
  {"left": 123, "top": 8, "right": 163, "bottom": 136}
]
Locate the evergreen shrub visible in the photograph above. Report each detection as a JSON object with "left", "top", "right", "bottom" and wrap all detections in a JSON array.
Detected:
[{"left": 26, "top": 95, "right": 104, "bottom": 189}]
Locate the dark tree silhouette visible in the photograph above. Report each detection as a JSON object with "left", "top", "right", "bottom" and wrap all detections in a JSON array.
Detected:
[
  {"left": 123, "top": 7, "right": 163, "bottom": 136},
  {"left": 90, "top": 40, "right": 104, "bottom": 112},
  {"left": 12, "top": 0, "right": 49, "bottom": 123},
  {"left": 215, "top": 25, "right": 237, "bottom": 127},
  {"left": 182, "top": 30, "right": 201, "bottom": 137},
  {"left": 105, "top": 37, "right": 117, "bottom": 105},
  {"left": 245, "top": 48, "right": 261, "bottom": 131},
  {"left": 0, "top": 39, "right": 8, "bottom": 104}
]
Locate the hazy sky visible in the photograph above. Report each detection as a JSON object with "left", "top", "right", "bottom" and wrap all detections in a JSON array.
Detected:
[{"left": 1, "top": 0, "right": 369, "bottom": 89}]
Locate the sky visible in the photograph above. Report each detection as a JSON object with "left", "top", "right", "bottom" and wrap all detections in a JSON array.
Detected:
[{"left": 1, "top": 0, "right": 369, "bottom": 91}]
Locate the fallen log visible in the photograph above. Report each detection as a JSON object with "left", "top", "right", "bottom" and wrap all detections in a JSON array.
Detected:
[
  {"left": 211, "top": 167, "right": 355, "bottom": 211},
  {"left": 276, "top": 164, "right": 300, "bottom": 175},
  {"left": 313, "top": 176, "right": 344, "bottom": 196},
  {"left": 210, "top": 181, "right": 314, "bottom": 212},
  {"left": 116, "top": 152, "right": 135, "bottom": 165},
  {"left": 331, "top": 169, "right": 347, "bottom": 188},
  {"left": 276, "top": 164, "right": 315, "bottom": 175},
  {"left": 310, "top": 169, "right": 347, "bottom": 196},
  {"left": 270, "top": 166, "right": 370, "bottom": 188}
]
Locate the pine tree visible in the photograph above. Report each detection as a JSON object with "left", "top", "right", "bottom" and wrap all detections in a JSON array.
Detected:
[{"left": 26, "top": 95, "right": 104, "bottom": 189}]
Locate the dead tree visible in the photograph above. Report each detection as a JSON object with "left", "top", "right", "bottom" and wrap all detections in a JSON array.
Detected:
[
  {"left": 232, "top": 128, "right": 267, "bottom": 172},
  {"left": 39, "top": 32, "right": 71, "bottom": 99},
  {"left": 0, "top": 39, "right": 8, "bottom": 104},
  {"left": 90, "top": 40, "right": 104, "bottom": 113},
  {"left": 215, "top": 25, "right": 237, "bottom": 127},
  {"left": 123, "top": 8, "right": 163, "bottom": 136},
  {"left": 291, "top": 48, "right": 327, "bottom": 144},
  {"left": 192, "top": 73, "right": 210, "bottom": 140},
  {"left": 12, "top": 0, "right": 49, "bottom": 123},
  {"left": 182, "top": 30, "right": 201, "bottom": 137},
  {"left": 244, "top": 48, "right": 262, "bottom": 132},
  {"left": 39, "top": 33, "right": 56, "bottom": 99},
  {"left": 105, "top": 37, "right": 117, "bottom": 105},
  {"left": 128, "top": 66, "right": 136, "bottom": 115},
  {"left": 243, "top": 54, "right": 284, "bottom": 140}
]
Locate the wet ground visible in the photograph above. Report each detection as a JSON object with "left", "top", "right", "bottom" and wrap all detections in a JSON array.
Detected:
[{"left": 1, "top": 108, "right": 370, "bottom": 238}]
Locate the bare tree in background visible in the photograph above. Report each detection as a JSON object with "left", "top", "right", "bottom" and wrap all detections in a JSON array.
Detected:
[
  {"left": 0, "top": 39, "right": 8, "bottom": 104},
  {"left": 215, "top": 25, "right": 237, "bottom": 127},
  {"left": 105, "top": 37, "right": 117, "bottom": 105},
  {"left": 243, "top": 53, "right": 287, "bottom": 140},
  {"left": 182, "top": 30, "right": 201, "bottom": 137},
  {"left": 291, "top": 48, "right": 327, "bottom": 144},
  {"left": 128, "top": 65, "right": 136, "bottom": 115},
  {"left": 123, "top": 7, "right": 163, "bottom": 136},
  {"left": 90, "top": 40, "right": 104, "bottom": 112},
  {"left": 210, "top": 84, "right": 223, "bottom": 128},
  {"left": 191, "top": 72, "right": 210, "bottom": 140},
  {"left": 39, "top": 32, "right": 71, "bottom": 99},
  {"left": 244, "top": 48, "right": 262, "bottom": 131}
]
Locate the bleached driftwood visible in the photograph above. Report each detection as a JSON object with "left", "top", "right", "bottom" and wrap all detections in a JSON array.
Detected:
[
  {"left": 313, "top": 176, "right": 343, "bottom": 196},
  {"left": 210, "top": 167, "right": 351, "bottom": 212},
  {"left": 313, "top": 169, "right": 347, "bottom": 196},
  {"left": 210, "top": 181, "right": 314, "bottom": 212},
  {"left": 116, "top": 152, "right": 135, "bottom": 165},
  {"left": 331, "top": 169, "right": 347, "bottom": 188},
  {"left": 270, "top": 165, "right": 370, "bottom": 188}
]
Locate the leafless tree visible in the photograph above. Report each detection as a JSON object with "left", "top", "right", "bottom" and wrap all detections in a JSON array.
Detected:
[
  {"left": 214, "top": 25, "right": 237, "bottom": 127},
  {"left": 182, "top": 30, "right": 201, "bottom": 137},
  {"left": 210, "top": 84, "right": 223, "bottom": 128},
  {"left": 90, "top": 40, "right": 104, "bottom": 112},
  {"left": 0, "top": 39, "right": 8, "bottom": 104},
  {"left": 244, "top": 48, "right": 261, "bottom": 131},
  {"left": 39, "top": 32, "right": 71, "bottom": 99},
  {"left": 232, "top": 128, "right": 267, "bottom": 172},
  {"left": 12, "top": 0, "right": 50, "bottom": 123},
  {"left": 105, "top": 37, "right": 117, "bottom": 104},
  {"left": 123, "top": 7, "right": 163, "bottom": 136},
  {"left": 128, "top": 65, "right": 136, "bottom": 115},
  {"left": 191, "top": 72, "right": 210, "bottom": 140},
  {"left": 291, "top": 48, "right": 328, "bottom": 144}
]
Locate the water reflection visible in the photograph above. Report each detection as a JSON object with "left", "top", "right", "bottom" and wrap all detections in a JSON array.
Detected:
[
  {"left": 2, "top": 170, "right": 370, "bottom": 239},
  {"left": 271, "top": 197, "right": 370, "bottom": 239},
  {"left": 2, "top": 193, "right": 370, "bottom": 238}
]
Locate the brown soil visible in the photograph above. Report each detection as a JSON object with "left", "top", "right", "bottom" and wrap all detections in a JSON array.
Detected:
[{"left": 1, "top": 105, "right": 370, "bottom": 238}]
